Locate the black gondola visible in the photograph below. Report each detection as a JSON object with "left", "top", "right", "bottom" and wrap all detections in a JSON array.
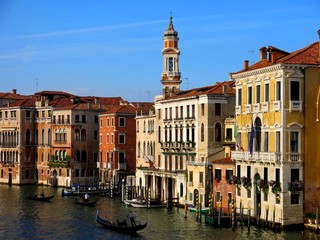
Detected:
[
  {"left": 26, "top": 194, "right": 54, "bottom": 201},
  {"left": 96, "top": 212, "right": 147, "bottom": 234}
]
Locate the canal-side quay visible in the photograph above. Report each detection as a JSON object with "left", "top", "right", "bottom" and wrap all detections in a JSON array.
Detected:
[{"left": 0, "top": 185, "right": 319, "bottom": 240}]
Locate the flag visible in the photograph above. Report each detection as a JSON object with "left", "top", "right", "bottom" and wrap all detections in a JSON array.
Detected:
[
  {"left": 234, "top": 122, "right": 244, "bottom": 151},
  {"left": 249, "top": 122, "right": 255, "bottom": 156}
]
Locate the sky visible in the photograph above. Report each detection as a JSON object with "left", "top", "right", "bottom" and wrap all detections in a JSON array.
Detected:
[{"left": 0, "top": 1, "right": 319, "bottom": 102}]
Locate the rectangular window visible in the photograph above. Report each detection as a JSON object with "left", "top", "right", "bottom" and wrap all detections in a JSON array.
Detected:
[
  {"left": 264, "top": 132, "right": 269, "bottom": 152},
  {"left": 175, "top": 107, "right": 178, "bottom": 119},
  {"left": 291, "top": 194, "right": 299, "bottom": 204},
  {"left": 201, "top": 104, "right": 204, "bottom": 116},
  {"left": 237, "top": 165, "right": 241, "bottom": 178},
  {"left": 75, "top": 115, "right": 80, "bottom": 123},
  {"left": 276, "top": 168, "right": 280, "bottom": 183},
  {"left": 192, "top": 105, "right": 195, "bottom": 117},
  {"left": 119, "top": 117, "right": 125, "bottom": 127},
  {"left": 169, "top": 107, "right": 172, "bottom": 119},
  {"left": 189, "top": 171, "right": 193, "bottom": 182},
  {"left": 291, "top": 169, "right": 299, "bottom": 182},
  {"left": 94, "top": 115, "right": 98, "bottom": 123},
  {"left": 158, "top": 109, "right": 161, "bottom": 120},
  {"left": 290, "top": 132, "right": 299, "bottom": 153},
  {"left": 290, "top": 81, "right": 300, "bottom": 101},
  {"left": 94, "top": 130, "right": 98, "bottom": 140},
  {"left": 226, "top": 128, "right": 232, "bottom": 141},
  {"left": 165, "top": 108, "right": 168, "bottom": 119},
  {"left": 226, "top": 169, "right": 233, "bottom": 182},
  {"left": 276, "top": 82, "right": 281, "bottom": 101},
  {"left": 111, "top": 118, "right": 114, "bottom": 126},
  {"left": 265, "top": 83, "right": 269, "bottom": 102},
  {"left": 238, "top": 89, "right": 242, "bottom": 105},
  {"left": 215, "top": 169, "right": 222, "bottom": 181},
  {"left": 248, "top": 86, "right": 252, "bottom": 104},
  {"left": 186, "top": 105, "right": 190, "bottom": 118},
  {"left": 81, "top": 115, "right": 86, "bottom": 123},
  {"left": 276, "top": 131, "right": 280, "bottom": 152},
  {"left": 100, "top": 119, "right": 103, "bottom": 128},
  {"left": 199, "top": 172, "right": 203, "bottom": 183},
  {"left": 264, "top": 167, "right": 268, "bottom": 181},
  {"left": 215, "top": 103, "right": 221, "bottom": 116},
  {"left": 256, "top": 85, "right": 260, "bottom": 103},
  {"left": 180, "top": 106, "right": 183, "bottom": 119},
  {"left": 247, "top": 166, "right": 251, "bottom": 179}
]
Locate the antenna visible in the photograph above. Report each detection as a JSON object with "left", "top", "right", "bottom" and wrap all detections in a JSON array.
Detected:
[
  {"left": 36, "top": 78, "right": 38, "bottom": 92},
  {"left": 147, "top": 90, "right": 150, "bottom": 102},
  {"left": 183, "top": 77, "right": 189, "bottom": 90},
  {"left": 248, "top": 50, "right": 255, "bottom": 64}
]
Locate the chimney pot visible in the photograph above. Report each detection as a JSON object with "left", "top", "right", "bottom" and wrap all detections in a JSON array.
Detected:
[
  {"left": 12, "top": 89, "right": 17, "bottom": 94},
  {"left": 244, "top": 60, "right": 249, "bottom": 70}
]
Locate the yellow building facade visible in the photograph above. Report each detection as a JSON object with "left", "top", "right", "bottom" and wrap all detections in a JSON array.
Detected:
[{"left": 231, "top": 40, "right": 320, "bottom": 227}]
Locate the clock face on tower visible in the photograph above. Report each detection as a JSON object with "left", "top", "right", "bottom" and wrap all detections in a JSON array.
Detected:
[{"left": 169, "top": 57, "right": 173, "bottom": 72}]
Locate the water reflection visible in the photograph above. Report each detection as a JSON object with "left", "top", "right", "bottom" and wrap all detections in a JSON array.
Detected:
[{"left": 0, "top": 185, "right": 317, "bottom": 240}]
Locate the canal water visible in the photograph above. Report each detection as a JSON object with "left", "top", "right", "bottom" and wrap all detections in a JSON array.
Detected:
[{"left": 0, "top": 185, "right": 317, "bottom": 240}]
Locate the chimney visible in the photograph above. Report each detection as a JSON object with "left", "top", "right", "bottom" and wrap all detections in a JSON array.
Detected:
[
  {"left": 270, "top": 51, "right": 276, "bottom": 63},
  {"left": 94, "top": 98, "right": 99, "bottom": 104},
  {"left": 12, "top": 89, "right": 17, "bottom": 95},
  {"left": 244, "top": 60, "right": 249, "bottom": 70},
  {"left": 260, "top": 47, "right": 267, "bottom": 60},
  {"left": 88, "top": 101, "right": 92, "bottom": 109}
]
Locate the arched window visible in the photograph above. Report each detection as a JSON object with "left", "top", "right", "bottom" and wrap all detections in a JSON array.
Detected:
[
  {"left": 81, "top": 150, "right": 87, "bottom": 163},
  {"left": 35, "top": 129, "right": 38, "bottom": 145},
  {"left": 74, "top": 150, "right": 80, "bottom": 162},
  {"left": 75, "top": 129, "right": 80, "bottom": 141},
  {"left": 215, "top": 122, "right": 222, "bottom": 142},
  {"left": 137, "top": 142, "right": 141, "bottom": 158},
  {"left": 201, "top": 123, "right": 204, "bottom": 142},
  {"left": 81, "top": 129, "right": 86, "bottom": 141},
  {"left": 158, "top": 126, "right": 161, "bottom": 142},
  {"left": 48, "top": 129, "right": 51, "bottom": 146},
  {"left": 41, "top": 129, "right": 45, "bottom": 145},
  {"left": 254, "top": 117, "right": 262, "bottom": 152},
  {"left": 26, "top": 129, "right": 31, "bottom": 145}
]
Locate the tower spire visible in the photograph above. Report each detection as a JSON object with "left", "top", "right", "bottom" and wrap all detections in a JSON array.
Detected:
[{"left": 161, "top": 16, "right": 181, "bottom": 98}]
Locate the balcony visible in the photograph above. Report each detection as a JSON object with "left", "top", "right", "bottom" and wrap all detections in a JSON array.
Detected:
[
  {"left": 235, "top": 106, "right": 241, "bottom": 115},
  {"left": 231, "top": 151, "right": 281, "bottom": 164},
  {"left": 186, "top": 160, "right": 205, "bottom": 166},
  {"left": 261, "top": 102, "right": 269, "bottom": 112},
  {"left": 118, "top": 162, "right": 127, "bottom": 170},
  {"left": 273, "top": 101, "right": 281, "bottom": 111},
  {"left": 253, "top": 103, "right": 260, "bottom": 113},
  {"left": 107, "top": 162, "right": 113, "bottom": 169},
  {"left": 245, "top": 104, "right": 251, "bottom": 114},
  {"left": 290, "top": 100, "right": 302, "bottom": 112}
]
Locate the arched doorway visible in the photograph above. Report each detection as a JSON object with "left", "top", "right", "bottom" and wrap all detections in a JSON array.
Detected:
[
  {"left": 52, "top": 170, "right": 58, "bottom": 187},
  {"left": 254, "top": 173, "right": 261, "bottom": 217}
]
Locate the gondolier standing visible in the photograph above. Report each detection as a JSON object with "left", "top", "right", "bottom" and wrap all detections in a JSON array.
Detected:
[{"left": 128, "top": 212, "right": 136, "bottom": 226}]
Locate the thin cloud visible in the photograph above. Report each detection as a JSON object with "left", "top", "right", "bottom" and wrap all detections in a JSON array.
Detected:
[{"left": 18, "top": 19, "right": 167, "bottom": 39}]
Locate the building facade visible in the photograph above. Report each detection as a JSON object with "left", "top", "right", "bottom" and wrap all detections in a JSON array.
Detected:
[{"left": 230, "top": 37, "right": 320, "bottom": 227}]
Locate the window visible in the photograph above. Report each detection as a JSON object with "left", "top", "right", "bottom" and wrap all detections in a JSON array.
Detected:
[
  {"left": 180, "top": 106, "right": 183, "bottom": 119},
  {"left": 276, "top": 82, "right": 281, "bottom": 101},
  {"left": 237, "top": 89, "right": 242, "bottom": 105},
  {"left": 290, "top": 81, "right": 300, "bottom": 101},
  {"left": 26, "top": 111, "right": 31, "bottom": 118},
  {"left": 81, "top": 115, "right": 86, "bottom": 123},
  {"left": 111, "top": 118, "right": 114, "bottom": 126},
  {"left": 119, "top": 133, "right": 125, "bottom": 144},
  {"left": 215, "top": 123, "right": 222, "bottom": 142},
  {"left": 175, "top": 107, "right": 178, "bottom": 119},
  {"left": 264, "top": 132, "right": 269, "bottom": 152},
  {"left": 226, "top": 169, "right": 233, "bottom": 182},
  {"left": 75, "top": 115, "right": 80, "bottom": 123},
  {"left": 248, "top": 86, "right": 252, "bottom": 104},
  {"left": 201, "top": 104, "right": 204, "bottom": 116},
  {"left": 265, "top": 83, "right": 269, "bottom": 102},
  {"left": 215, "top": 103, "right": 221, "bottom": 116},
  {"left": 256, "top": 85, "right": 260, "bottom": 103},
  {"left": 94, "top": 130, "right": 98, "bottom": 140},
  {"left": 119, "top": 117, "right": 125, "bottom": 127},
  {"left": 100, "top": 119, "right": 103, "bottom": 128},
  {"left": 186, "top": 106, "right": 190, "bottom": 118},
  {"left": 191, "top": 105, "right": 195, "bottom": 117},
  {"left": 264, "top": 167, "right": 268, "bottom": 182},
  {"left": 276, "top": 131, "right": 280, "bottom": 152},
  {"left": 94, "top": 115, "right": 98, "bottom": 123},
  {"left": 237, "top": 165, "right": 241, "bottom": 178},
  {"left": 290, "top": 132, "right": 299, "bottom": 153},
  {"left": 201, "top": 123, "right": 204, "bottom": 142},
  {"left": 107, "top": 118, "right": 110, "bottom": 126},
  {"left": 168, "top": 57, "right": 173, "bottom": 72},
  {"left": 247, "top": 166, "right": 251, "bottom": 179},
  {"left": 189, "top": 171, "right": 193, "bottom": 182},
  {"left": 199, "top": 172, "right": 203, "bottom": 183},
  {"left": 291, "top": 194, "right": 299, "bottom": 204},
  {"left": 215, "top": 169, "right": 221, "bottom": 181},
  {"left": 226, "top": 128, "right": 232, "bottom": 141}
]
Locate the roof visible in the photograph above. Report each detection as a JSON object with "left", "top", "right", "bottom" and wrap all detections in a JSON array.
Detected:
[
  {"left": 211, "top": 157, "right": 233, "bottom": 164},
  {"left": 159, "top": 80, "right": 235, "bottom": 101},
  {"left": 102, "top": 104, "right": 137, "bottom": 115},
  {"left": 0, "top": 98, "right": 36, "bottom": 108},
  {"left": 232, "top": 41, "right": 320, "bottom": 74},
  {"left": 0, "top": 92, "right": 28, "bottom": 100}
]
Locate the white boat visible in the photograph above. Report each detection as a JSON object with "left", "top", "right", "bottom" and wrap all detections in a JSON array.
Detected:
[
  {"left": 188, "top": 207, "right": 210, "bottom": 214},
  {"left": 123, "top": 198, "right": 146, "bottom": 206},
  {"left": 130, "top": 200, "right": 164, "bottom": 208}
]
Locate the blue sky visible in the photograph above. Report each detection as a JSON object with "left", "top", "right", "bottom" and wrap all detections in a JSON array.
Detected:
[{"left": 0, "top": 1, "right": 319, "bottom": 102}]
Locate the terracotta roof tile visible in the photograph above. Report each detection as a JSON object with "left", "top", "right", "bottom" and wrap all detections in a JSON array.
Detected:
[
  {"left": 0, "top": 98, "right": 36, "bottom": 108},
  {"left": 211, "top": 157, "right": 233, "bottom": 164}
]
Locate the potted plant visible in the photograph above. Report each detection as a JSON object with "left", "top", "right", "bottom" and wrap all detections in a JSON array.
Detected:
[
  {"left": 257, "top": 179, "right": 269, "bottom": 193},
  {"left": 241, "top": 176, "right": 252, "bottom": 190},
  {"left": 289, "top": 180, "right": 304, "bottom": 192}
]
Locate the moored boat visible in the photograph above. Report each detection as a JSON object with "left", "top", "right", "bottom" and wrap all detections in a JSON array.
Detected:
[
  {"left": 26, "top": 194, "right": 54, "bottom": 202},
  {"left": 62, "top": 186, "right": 100, "bottom": 196},
  {"left": 123, "top": 197, "right": 146, "bottom": 206},
  {"left": 96, "top": 212, "right": 147, "bottom": 234}
]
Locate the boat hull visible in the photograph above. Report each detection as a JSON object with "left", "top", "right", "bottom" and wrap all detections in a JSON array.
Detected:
[{"left": 27, "top": 194, "right": 54, "bottom": 202}]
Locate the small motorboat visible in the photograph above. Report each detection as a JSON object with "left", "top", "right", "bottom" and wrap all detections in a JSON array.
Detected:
[
  {"left": 26, "top": 193, "right": 54, "bottom": 202},
  {"left": 96, "top": 212, "right": 147, "bottom": 234},
  {"left": 123, "top": 197, "right": 146, "bottom": 206}
]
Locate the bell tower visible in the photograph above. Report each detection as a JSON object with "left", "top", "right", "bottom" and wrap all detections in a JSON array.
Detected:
[{"left": 161, "top": 16, "right": 181, "bottom": 98}]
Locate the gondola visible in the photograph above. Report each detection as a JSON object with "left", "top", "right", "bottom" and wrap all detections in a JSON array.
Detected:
[
  {"left": 26, "top": 194, "right": 54, "bottom": 202},
  {"left": 96, "top": 212, "right": 147, "bottom": 234},
  {"left": 75, "top": 198, "right": 97, "bottom": 206}
]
